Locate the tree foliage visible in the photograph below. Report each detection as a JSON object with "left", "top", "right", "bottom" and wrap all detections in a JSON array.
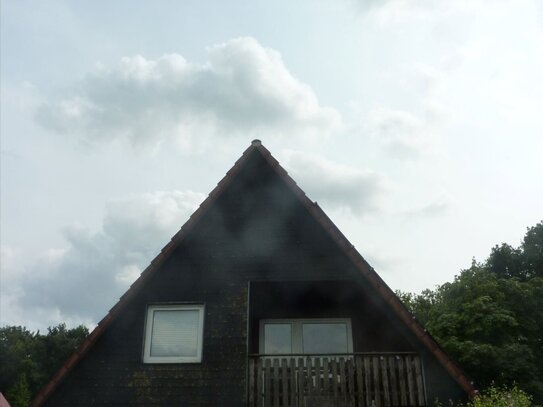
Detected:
[
  {"left": 470, "top": 385, "right": 533, "bottom": 407},
  {"left": 0, "top": 323, "right": 88, "bottom": 407},
  {"left": 5, "top": 374, "right": 31, "bottom": 407},
  {"left": 400, "top": 221, "right": 543, "bottom": 404},
  {"left": 434, "top": 385, "right": 533, "bottom": 407}
]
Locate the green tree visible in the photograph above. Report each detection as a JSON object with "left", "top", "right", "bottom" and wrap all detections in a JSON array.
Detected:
[
  {"left": 0, "top": 323, "right": 88, "bottom": 405},
  {"left": 40, "top": 324, "right": 89, "bottom": 384},
  {"left": 0, "top": 326, "right": 41, "bottom": 397},
  {"left": 403, "top": 221, "right": 543, "bottom": 404},
  {"left": 522, "top": 222, "right": 543, "bottom": 279},
  {"left": 5, "top": 374, "right": 32, "bottom": 407}
]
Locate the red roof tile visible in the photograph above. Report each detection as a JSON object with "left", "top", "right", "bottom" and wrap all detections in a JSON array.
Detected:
[{"left": 0, "top": 393, "right": 11, "bottom": 407}]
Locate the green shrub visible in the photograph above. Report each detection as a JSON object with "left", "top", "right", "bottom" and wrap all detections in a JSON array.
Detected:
[
  {"left": 471, "top": 385, "right": 532, "bottom": 407},
  {"left": 435, "top": 385, "right": 533, "bottom": 407}
]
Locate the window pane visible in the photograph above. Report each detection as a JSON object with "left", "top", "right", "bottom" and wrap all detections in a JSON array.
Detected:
[
  {"left": 264, "top": 324, "right": 292, "bottom": 354},
  {"left": 302, "top": 323, "right": 348, "bottom": 354},
  {"left": 150, "top": 309, "right": 200, "bottom": 357}
]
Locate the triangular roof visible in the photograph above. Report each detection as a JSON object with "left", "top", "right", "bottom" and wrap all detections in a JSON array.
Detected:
[{"left": 31, "top": 140, "right": 476, "bottom": 406}]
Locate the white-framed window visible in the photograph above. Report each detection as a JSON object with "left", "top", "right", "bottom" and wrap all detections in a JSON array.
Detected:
[
  {"left": 143, "top": 304, "right": 205, "bottom": 363},
  {"left": 259, "top": 318, "right": 353, "bottom": 355}
]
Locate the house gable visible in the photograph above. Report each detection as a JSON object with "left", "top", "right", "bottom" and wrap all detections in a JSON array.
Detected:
[{"left": 33, "top": 141, "right": 475, "bottom": 406}]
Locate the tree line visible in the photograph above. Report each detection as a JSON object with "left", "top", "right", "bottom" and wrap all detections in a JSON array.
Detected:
[
  {"left": 0, "top": 324, "right": 88, "bottom": 407},
  {"left": 399, "top": 221, "right": 543, "bottom": 404},
  {"left": 1, "top": 221, "right": 542, "bottom": 406}
]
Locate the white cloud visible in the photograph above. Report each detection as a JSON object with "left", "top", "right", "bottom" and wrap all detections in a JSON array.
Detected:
[
  {"left": 366, "top": 107, "right": 435, "bottom": 159},
  {"left": 1, "top": 190, "right": 205, "bottom": 329},
  {"left": 281, "top": 150, "right": 387, "bottom": 214},
  {"left": 36, "top": 37, "right": 341, "bottom": 151},
  {"left": 400, "top": 199, "right": 450, "bottom": 219},
  {"left": 359, "top": 60, "right": 456, "bottom": 160},
  {"left": 115, "top": 264, "right": 141, "bottom": 285},
  {"left": 355, "top": 0, "right": 496, "bottom": 23}
]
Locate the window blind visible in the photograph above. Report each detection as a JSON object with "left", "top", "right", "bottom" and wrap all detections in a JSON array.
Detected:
[{"left": 150, "top": 309, "right": 200, "bottom": 357}]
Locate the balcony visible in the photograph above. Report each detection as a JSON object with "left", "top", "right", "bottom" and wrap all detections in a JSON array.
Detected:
[{"left": 248, "top": 353, "right": 426, "bottom": 407}]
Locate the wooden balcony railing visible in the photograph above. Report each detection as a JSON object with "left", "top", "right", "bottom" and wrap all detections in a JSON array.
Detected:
[{"left": 248, "top": 353, "right": 426, "bottom": 407}]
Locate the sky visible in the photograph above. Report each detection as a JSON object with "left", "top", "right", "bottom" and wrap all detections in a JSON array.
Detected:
[{"left": 1, "top": 0, "right": 542, "bottom": 332}]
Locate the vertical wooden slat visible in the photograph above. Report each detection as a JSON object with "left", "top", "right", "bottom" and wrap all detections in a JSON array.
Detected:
[
  {"left": 281, "top": 358, "right": 289, "bottom": 407},
  {"left": 406, "top": 355, "right": 416, "bottom": 406},
  {"left": 265, "top": 359, "right": 272, "bottom": 407},
  {"left": 380, "top": 356, "right": 390, "bottom": 406},
  {"left": 347, "top": 357, "right": 355, "bottom": 403},
  {"left": 331, "top": 358, "right": 339, "bottom": 399},
  {"left": 273, "top": 359, "right": 280, "bottom": 407},
  {"left": 355, "top": 356, "right": 365, "bottom": 407},
  {"left": 257, "top": 358, "right": 263, "bottom": 407},
  {"left": 298, "top": 358, "right": 306, "bottom": 404},
  {"left": 414, "top": 356, "right": 425, "bottom": 406},
  {"left": 289, "top": 358, "right": 296, "bottom": 407},
  {"left": 364, "top": 356, "right": 372, "bottom": 407},
  {"left": 372, "top": 356, "right": 381, "bottom": 407},
  {"left": 314, "top": 357, "right": 321, "bottom": 394},
  {"left": 388, "top": 356, "right": 399, "bottom": 406},
  {"left": 307, "top": 357, "right": 314, "bottom": 400},
  {"left": 296, "top": 358, "right": 304, "bottom": 406},
  {"left": 398, "top": 356, "right": 407, "bottom": 406},
  {"left": 339, "top": 357, "right": 347, "bottom": 399},
  {"left": 309, "top": 357, "right": 316, "bottom": 405},
  {"left": 322, "top": 357, "right": 330, "bottom": 395},
  {"left": 249, "top": 358, "right": 255, "bottom": 406}
]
